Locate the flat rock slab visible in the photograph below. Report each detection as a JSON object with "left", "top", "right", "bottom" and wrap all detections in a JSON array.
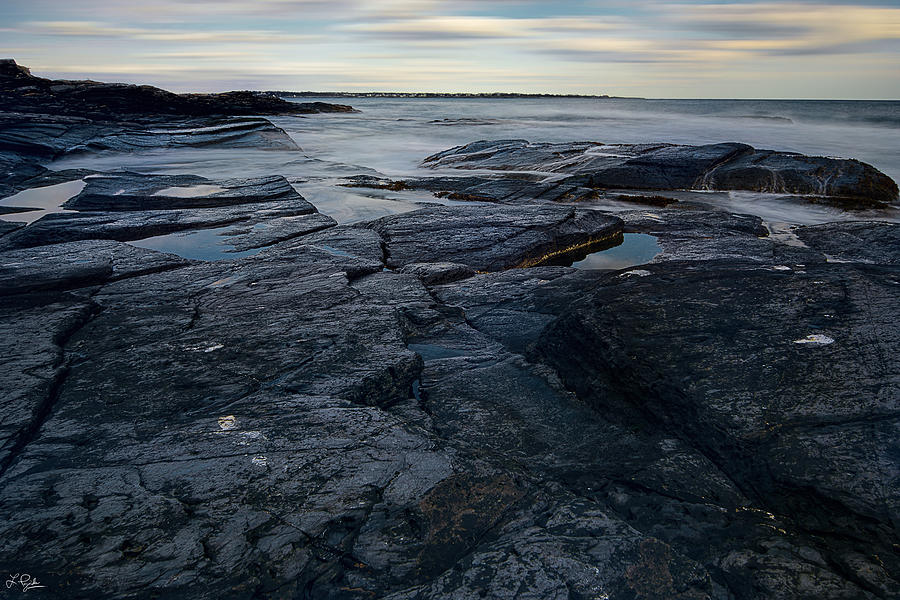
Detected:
[
  {"left": 366, "top": 205, "right": 623, "bottom": 271},
  {"left": 537, "top": 261, "right": 900, "bottom": 597},
  {"left": 64, "top": 173, "right": 305, "bottom": 211},
  {"left": 1, "top": 172, "right": 338, "bottom": 254},
  {"left": 423, "top": 140, "right": 899, "bottom": 205},
  {"left": 796, "top": 221, "right": 900, "bottom": 265},
  {"left": 0, "top": 220, "right": 23, "bottom": 238},
  {"left": 397, "top": 261, "right": 476, "bottom": 286},
  {"left": 0, "top": 113, "right": 303, "bottom": 202},
  {"left": 0, "top": 239, "right": 192, "bottom": 295},
  {"left": 0, "top": 198, "right": 334, "bottom": 251},
  {"left": 610, "top": 207, "right": 824, "bottom": 265},
  {"left": 79, "top": 117, "right": 301, "bottom": 152},
  {"left": 0, "top": 229, "right": 445, "bottom": 598},
  {"left": 432, "top": 266, "right": 604, "bottom": 354}
]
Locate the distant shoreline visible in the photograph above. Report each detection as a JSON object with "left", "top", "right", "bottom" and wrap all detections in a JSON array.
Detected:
[{"left": 266, "top": 91, "right": 633, "bottom": 99}]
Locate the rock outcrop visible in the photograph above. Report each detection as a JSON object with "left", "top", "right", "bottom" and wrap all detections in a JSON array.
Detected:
[
  {"left": 421, "top": 139, "right": 899, "bottom": 206},
  {"left": 535, "top": 258, "right": 900, "bottom": 599},
  {"left": 0, "top": 59, "right": 355, "bottom": 118},
  {"left": 366, "top": 205, "right": 623, "bottom": 271},
  {"left": 0, "top": 173, "right": 335, "bottom": 251}
]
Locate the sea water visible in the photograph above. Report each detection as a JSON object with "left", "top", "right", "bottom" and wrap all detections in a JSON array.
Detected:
[{"left": 48, "top": 97, "right": 899, "bottom": 228}]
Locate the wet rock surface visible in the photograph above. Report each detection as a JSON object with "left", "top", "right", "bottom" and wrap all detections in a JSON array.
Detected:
[
  {"left": 796, "top": 221, "right": 900, "bottom": 265},
  {"left": 0, "top": 60, "right": 352, "bottom": 202},
  {"left": 65, "top": 173, "right": 307, "bottom": 211},
  {"left": 421, "top": 139, "right": 899, "bottom": 205},
  {"left": 0, "top": 172, "right": 337, "bottom": 251},
  {"left": 367, "top": 205, "right": 623, "bottom": 271},
  {"left": 536, "top": 258, "right": 900, "bottom": 599},
  {"left": 2, "top": 76, "right": 900, "bottom": 599},
  {"left": 0, "top": 114, "right": 301, "bottom": 201}
]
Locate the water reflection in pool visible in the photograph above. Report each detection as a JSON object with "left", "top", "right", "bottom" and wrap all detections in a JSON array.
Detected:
[
  {"left": 127, "top": 225, "right": 264, "bottom": 261},
  {"left": 0, "top": 180, "right": 87, "bottom": 224},
  {"left": 570, "top": 233, "right": 661, "bottom": 270}
]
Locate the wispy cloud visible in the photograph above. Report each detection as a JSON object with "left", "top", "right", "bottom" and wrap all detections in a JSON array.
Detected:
[
  {"left": 2, "top": 1, "right": 898, "bottom": 97},
  {"left": 22, "top": 21, "right": 312, "bottom": 43}
]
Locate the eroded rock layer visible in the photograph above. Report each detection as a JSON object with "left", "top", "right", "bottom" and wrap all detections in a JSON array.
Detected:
[{"left": 420, "top": 139, "right": 899, "bottom": 205}]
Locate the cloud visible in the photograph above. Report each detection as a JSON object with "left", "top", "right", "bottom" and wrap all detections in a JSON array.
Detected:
[
  {"left": 527, "top": 2, "right": 900, "bottom": 63},
  {"left": 5, "top": 1, "right": 899, "bottom": 97},
  {"left": 343, "top": 16, "right": 529, "bottom": 40},
  {"left": 22, "top": 21, "right": 309, "bottom": 43}
]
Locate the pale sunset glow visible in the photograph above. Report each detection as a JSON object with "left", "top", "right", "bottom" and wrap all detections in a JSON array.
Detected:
[{"left": 2, "top": 0, "right": 898, "bottom": 97}]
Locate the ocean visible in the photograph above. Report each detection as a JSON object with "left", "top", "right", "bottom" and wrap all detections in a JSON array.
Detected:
[{"left": 50, "top": 97, "right": 900, "bottom": 227}]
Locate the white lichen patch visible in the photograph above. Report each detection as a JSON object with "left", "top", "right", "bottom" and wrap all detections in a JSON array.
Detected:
[
  {"left": 619, "top": 270, "right": 651, "bottom": 278},
  {"left": 251, "top": 455, "right": 268, "bottom": 467},
  {"left": 184, "top": 342, "right": 224, "bottom": 353},
  {"left": 772, "top": 265, "right": 792, "bottom": 271},
  {"left": 793, "top": 334, "right": 835, "bottom": 346},
  {"left": 218, "top": 415, "right": 238, "bottom": 430},
  {"left": 237, "top": 431, "right": 267, "bottom": 446}
]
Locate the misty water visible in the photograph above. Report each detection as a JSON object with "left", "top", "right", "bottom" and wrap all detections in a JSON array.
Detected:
[{"left": 48, "top": 97, "right": 900, "bottom": 235}]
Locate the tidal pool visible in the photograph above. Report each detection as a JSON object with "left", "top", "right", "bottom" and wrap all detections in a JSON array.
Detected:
[
  {"left": 570, "top": 233, "right": 661, "bottom": 270},
  {"left": 0, "top": 180, "right": 86, "bottom": 224},
  {"left": 127, "top": 225, "right": 264, "bottom": 261}
]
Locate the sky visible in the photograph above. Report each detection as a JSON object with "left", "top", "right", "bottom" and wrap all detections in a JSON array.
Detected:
[{"left": 1, "top": 0, "right": 898, "bottom": 98}]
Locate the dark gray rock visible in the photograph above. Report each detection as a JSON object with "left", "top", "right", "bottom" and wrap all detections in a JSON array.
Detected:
[
  {"left": 398, "top": 262, "right": 476, "bottom": 286},
  {"left": 75, "top": 117, "right": 301, "bottom": 153},
  {"left": 0, "top": 239, "right": 192, "bottom": 295},
  {"left": 423, "top": 140, "right": 899, "bottom": 205},
  {"left": 0, "top": 113, "right": 110, "bottom": 198},
  {"left": 0, "top": 219, "right": 23, "bottom": 238},
  {"left": 610, "top": 207, "right": 825, "bottom": 265},
  {"left": 366, "top": 205, "right": 623, "bottom": 271},
  {"left": 0, "top": 229, "right": 433, "bottom": 598},
  {"left": 65, "top": 173, "right": 305, "bottom": 212},
  {"left": 0, "top": 199, "right": 331, "bottom": 250},
  {"left": 2, "top": 81, "right": 899, "bottom": 599},
  {"left": 796, "top": 221, "right": 900, "bottom": 265},
  {"left": 218, "top": 213, "right": 339, "bottom": 252},
  {"left": 0, "top": 219, "right": 724, "bottom": 600},
  {"left": 0, "top": 293, "right": 96, "bottom": 470},
  {"left": 536, "top": 260, "right": 900, "bottom": 598},
  {"left": 0, "top": 113, "right": 302, "bottom": 201},
  {"left": 0, "top": 241, "right": 191, "bottom": 474},
  {"left": 381, "top": 494, "right": 714, "bottom": 600},
  {"left": 0, "top": 59, "right": 355, "bottom": 118},
  {"left": 432, "top": 266, "right": 603, "bottom": 354}
]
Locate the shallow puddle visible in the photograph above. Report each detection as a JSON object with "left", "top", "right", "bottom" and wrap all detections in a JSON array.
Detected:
[
  {"left": 570, "top": 233, "right": 661, "bottom": 270},
  {"left": 0, "top": 180, "right": 87, "bottom": 224},
  {"left": 127, "top": 225, "right": 263, "bottom": 261},
  {"left": 153, "top": 185, "right": 227, "bottom": 198}
]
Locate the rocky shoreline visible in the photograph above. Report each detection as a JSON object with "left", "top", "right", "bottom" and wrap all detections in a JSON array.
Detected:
[{"left": 1, "top": 63, "right": 899, "bottom": 599}]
